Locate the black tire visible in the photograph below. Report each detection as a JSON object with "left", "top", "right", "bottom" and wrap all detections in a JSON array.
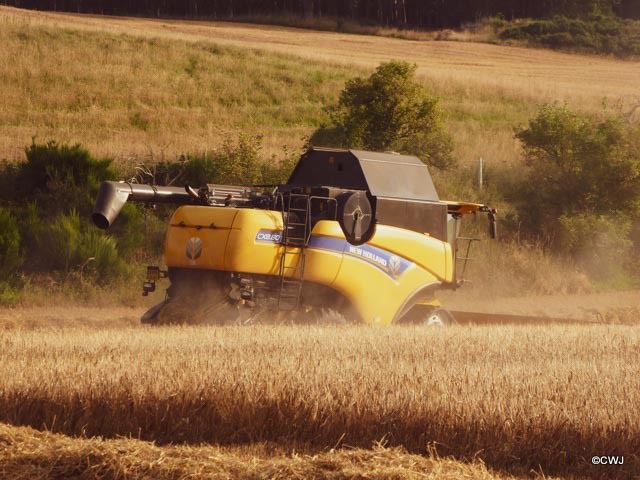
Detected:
[
  {"left": 153, "top": 270, "right": 239, "bottom": 325},
  {"left": 423, "top": 308, "right": 457, "bottom": 327},
  {"left": 140, "top": 300, "right": 167, "bottom": 325}
]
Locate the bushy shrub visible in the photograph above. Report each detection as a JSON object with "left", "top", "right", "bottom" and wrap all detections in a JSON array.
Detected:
[
  {"left": 499, "top": 14, "right": 640, "bottom": 57},
  {"left": 510, "top": 104, "right": 640, "bottom": 279},
  {"left": 514, "top": 105, "right": 640, "bottom": 226},
  {"left": 0, "top": 282, "right": 22, "bottom": 306},
  {"left": 37, "top": 209, "right": 126, "bottom": 280},
  {"left": 0, "top": 136, "right": 299, "bottom": 299},
  {"left": 214, "top": 134, "right": 264, "bottom": 184},
  {"left": 17, "top": 203, "right": 45, "bottom": 263},
  {"left": 0, "top": 161, "right": 19, "bottom": 200},
  {"left": 133, "top": 134, "right": 296, "bottom": 188},
  {"left": 16, "top": 140, "right": 116, "bottom": 214},
  {"left": 557, "top": 213, "right": 633, "bottom": 280},
  {"left": 182, "top": 154, "right": 219, "bottom": 186},
  {"left": 319, "top": 61, "right": 454, "bottom": 170},
  {"left": 0, "top": 141, "right": 143, "bottom": 280},
  {"left": 0, "top": 208, "right": 23, "bottom": 276},
  {"left": 39, "top": 210, "right": 83, "bottom": 271},
  {"left": 107, "top": 203, "right": 146, "bottom": 259},
  {"left": 259, "top": 149, "right": 298, "bottom": 185},
  {"left": 557, "top": 214, "right": 632, "bottom": 258},
  {"left": 77, "top": 228, "right": 126, "bottom": 280},
  {"left": 541, "top": 32, "right": 574, "bottom": 47}
]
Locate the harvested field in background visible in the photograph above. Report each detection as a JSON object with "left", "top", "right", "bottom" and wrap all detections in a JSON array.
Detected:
[
  {"left": 2, "top": 6, "right": 639, "bottom": 166},
  {"left": 0, "top": 7, "right": 353, "bottom": 162},
  {"left": 0, "top": 324, "right": 638, "bottom": 479}
]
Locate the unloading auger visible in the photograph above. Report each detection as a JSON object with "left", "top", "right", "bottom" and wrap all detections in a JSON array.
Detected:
[{"left": 92, "top": 147, "right": 496, "bottom": 326}]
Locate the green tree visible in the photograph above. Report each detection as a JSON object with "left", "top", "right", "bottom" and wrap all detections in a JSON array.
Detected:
[
  {"left": 514, "top": 104, "right": 640, "bottom": 229},
  {"left": 511, "top": 104, "right": 640, "bottom": 276},
  {"left": 325, "top": 61, "right": 454, "bottom": 169},
  {"left": 16, "top": 140, "right": 116, "bottom": 216}
]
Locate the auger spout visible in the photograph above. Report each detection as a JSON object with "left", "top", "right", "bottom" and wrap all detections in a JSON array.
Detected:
[{"left": 92, "top": 181, "right": 192, "bottom": 229}]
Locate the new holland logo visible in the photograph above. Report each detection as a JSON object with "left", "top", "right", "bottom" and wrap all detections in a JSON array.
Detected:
[
  {"left": 186, "top": 237, "right": 203, "bottom": 261},
  {"left": 388, "top": 255, "right": 402, "bottom": 278}
]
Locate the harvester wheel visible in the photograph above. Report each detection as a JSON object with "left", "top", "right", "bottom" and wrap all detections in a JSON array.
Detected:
[
  {"left": 141, "top": 300, "right": 167, "bottom": 325},
  {"left": 313, "top": 308, "right": 349, "bottom": 325},
  {"left": 147, "top": 270, "right": 240, "bottom": 325},
  {"left": 424, "top": 308, "right": 457, "bottom": 327}
]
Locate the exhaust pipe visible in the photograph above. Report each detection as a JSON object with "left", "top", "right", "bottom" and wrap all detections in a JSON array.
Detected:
[{"left": 92, "top": 181, "right": 193, "bottom": 229}]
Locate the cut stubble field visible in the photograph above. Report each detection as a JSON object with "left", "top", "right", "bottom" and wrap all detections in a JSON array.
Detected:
[
  {"left": 6, "top": 6, "right": 639, "bottom": 103},
  {"left": 0, "top": 323, "right": 638, "bottom": 479}
]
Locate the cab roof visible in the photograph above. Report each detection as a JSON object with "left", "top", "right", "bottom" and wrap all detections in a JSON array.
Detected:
[{"left": 287, "top": 147, "right": 440, "bottom": 202}]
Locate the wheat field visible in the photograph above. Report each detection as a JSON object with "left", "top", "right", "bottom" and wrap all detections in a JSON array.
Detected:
[
  {"left": 0, "top": 423, "right": 522, "bottom": 480},
  {"left": 1, "top": 324, "right": 638, "bottom": 479}
]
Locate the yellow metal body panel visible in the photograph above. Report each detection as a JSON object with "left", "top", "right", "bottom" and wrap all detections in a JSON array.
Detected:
[
  {"left": 164, "top": 207, "right": 238, "bottom": 270},
  {"left": 442, "top": 200, "right": 488, "bottom": 215},
  {"left": 306, "top": 221, "right": 447, "bottom": 325},
  {"left": 164, "top": 206, "right": 453, "bottom": 325}
]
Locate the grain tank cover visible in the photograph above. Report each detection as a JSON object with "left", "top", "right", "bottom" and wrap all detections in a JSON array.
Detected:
[
  {"left": 287, "top": 148, "right": 439, "bottom": 201},
  {"left": 288, "top": 147, "right": 447, "bottom": 240}
]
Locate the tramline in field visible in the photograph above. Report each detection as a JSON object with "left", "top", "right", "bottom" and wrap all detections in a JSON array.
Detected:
[{"left": 92, "top": 147, "right": 496, "bottom": 325}]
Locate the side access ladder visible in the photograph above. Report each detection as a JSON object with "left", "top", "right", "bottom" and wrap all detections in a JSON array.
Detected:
[
  {"left": 277, "top": 193, "right": 311, "bottom": 310},
  {"left": 454, "top": 236, "right": 480, "bottom": 285}
]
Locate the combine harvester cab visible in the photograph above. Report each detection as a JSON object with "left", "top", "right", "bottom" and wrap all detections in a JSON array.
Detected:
[{"left": 92, "top": 147, "right": 495, "bottom": 325}]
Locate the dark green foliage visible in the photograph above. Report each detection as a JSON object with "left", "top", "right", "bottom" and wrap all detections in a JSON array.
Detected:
[
  {"left": 12, "top": 140, "right": 117, "bottom": 215},
  {"left": 0, "top": 141, "right": 130, "bottom": 284},
  {"left": 17, "top": 203, "right": 44, "bottom": 259},
  {"left": 259, "top": 149, "right": 298, "bottom": 186},
  {"left": 40, "top": 210, "right": 82, "bottom": 271},
  {"left": 557, "top": 212, "right": 632, "bottom": 251},
  {"left": 133, "top": 134, "right": 296, "bottom": 187},
  {"left": 6, "top": 0, "right": 637, "bottom": 30},
  {"left": 107, "top": 204, "right": 147, "bottom": 259},
  {"left": 0, "top": 208, "right": 23, "bottom": 277},
  {"left": 514, "top": 105, "right": 640, "bottom": 223},
  {"left": 20, "top": 140, "right": 115, "bottom": 192},
  {"left": 77, "top": 227, "right": 126, "bottom": 280},
  {"left": 510, "top": 104, "right": 640, "bottom": 277},
  {"left": 0, "top": 161, "right": 19, "bottom": 200},
  {"left": 321, "top": 61, "right": 454, "bottom": 170},
  {"left": 35, "top": 209, "right": 127, "bottom": 280},
  {"left": 500, "top": 15, "right": 640, "bottom": 57},
  {"left": 188, "top": 134, "right": 263, "bottom": 185}
]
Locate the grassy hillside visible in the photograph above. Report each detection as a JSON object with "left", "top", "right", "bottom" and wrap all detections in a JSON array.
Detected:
[
  {"left": 0, "top": 11, "right": 352, "bottom": 162},
  {"left": 3, "top": 6, "right": 639, "bottom": 167},
  {"left": 0, "top": 7, "right": 523, "bottom": 168},
  {"left": 1, "top": 324, "right": 638, "bottom": 479}
]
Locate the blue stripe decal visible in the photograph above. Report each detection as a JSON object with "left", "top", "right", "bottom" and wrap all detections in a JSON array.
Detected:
[
  {"left": 255, "top": 230, "right": 413, "bottom": 279},
  {"left": 308, "top": 236, "right": 412, "bottom": 279},
  {"left": 307, "top": 235, "right": 345, "bottom": 252}
]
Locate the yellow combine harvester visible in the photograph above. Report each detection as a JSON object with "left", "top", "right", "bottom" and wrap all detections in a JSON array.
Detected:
[{"left": 93, "top": 147, "right": 495, "bottom": 325}]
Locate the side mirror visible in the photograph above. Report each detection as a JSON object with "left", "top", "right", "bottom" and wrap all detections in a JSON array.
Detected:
[{"left": 488, "top": 209, "right": 497, "bottom": 239}]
